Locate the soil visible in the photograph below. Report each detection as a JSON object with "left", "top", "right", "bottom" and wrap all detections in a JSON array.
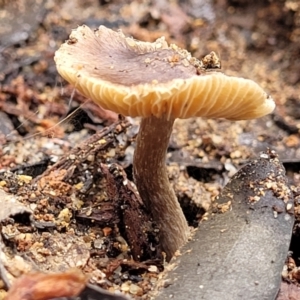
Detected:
[{"left": 0, "top": 0, "right": 300, "bottom": 299}]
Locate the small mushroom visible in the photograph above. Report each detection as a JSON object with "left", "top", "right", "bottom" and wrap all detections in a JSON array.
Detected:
[{"left": 54, "top": 25, "right": 275, "bottom": 260}]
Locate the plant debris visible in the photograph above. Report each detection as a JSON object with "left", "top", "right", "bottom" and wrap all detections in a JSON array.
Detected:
[
  {"left": 0, "top": 0, "right": 299, "bottom": 299},
  {"left": 5, "top": 268, "right": 87, "bottom": 300}
]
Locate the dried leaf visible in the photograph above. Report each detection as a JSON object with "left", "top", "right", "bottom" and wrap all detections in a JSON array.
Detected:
[{"left": 5, "top": 268, "right": 87, "bottom": 300}]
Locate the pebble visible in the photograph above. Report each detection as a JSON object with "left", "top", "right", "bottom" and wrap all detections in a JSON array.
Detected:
[
  {"left": 148, "top": 265, "right": 158, "bottom": 273},
  {"left": 129, "top": 283, "right": 143, "bottom": 295}
]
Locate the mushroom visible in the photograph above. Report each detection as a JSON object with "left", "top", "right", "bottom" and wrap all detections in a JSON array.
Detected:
[{"left": 54, "top": 25, "right": 275, "bottom": 260}]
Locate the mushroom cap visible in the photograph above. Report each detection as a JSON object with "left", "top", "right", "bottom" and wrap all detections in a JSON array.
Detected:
[{"left": 54, "top": 25, "right": 275, "bottom": 120}]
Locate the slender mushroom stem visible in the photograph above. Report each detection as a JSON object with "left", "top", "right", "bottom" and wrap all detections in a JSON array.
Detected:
[{"left": 133, "top": 115, "right": 190, "bottom": 260}]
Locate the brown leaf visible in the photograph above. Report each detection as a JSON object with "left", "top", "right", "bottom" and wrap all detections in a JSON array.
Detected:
[{"left": 5, "top": 268, "right": 87, "bottom": 300}]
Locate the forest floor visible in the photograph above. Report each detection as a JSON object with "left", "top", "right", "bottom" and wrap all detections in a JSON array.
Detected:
[{"left": 0, "top": 0, "right": 300, "bottom": 299}]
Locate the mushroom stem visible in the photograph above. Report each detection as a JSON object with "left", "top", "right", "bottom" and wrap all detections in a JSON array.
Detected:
[{"left": 133, "top": 115, "right": 190, "bottom": 260}]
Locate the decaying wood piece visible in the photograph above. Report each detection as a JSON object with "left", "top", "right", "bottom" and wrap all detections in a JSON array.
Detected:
[
  {"left": 108, "top": 164, "right": 161, "bottom": 260},
  {"left": 75, "top": 163, "right": 161, "bottom": 261},
  {"left": 33, "top": 117, "right": 161, "bottom": 261},
  {"left": 156, "top": 150, "right": 294, "bottom": 300},
  {"left": 34, "top": 117, "right": 131, "bottom": 180}
]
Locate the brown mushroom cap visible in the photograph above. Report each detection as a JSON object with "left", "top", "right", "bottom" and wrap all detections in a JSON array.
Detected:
[{"left": 54, "top": 25, "right": 275, "bottom": 120}]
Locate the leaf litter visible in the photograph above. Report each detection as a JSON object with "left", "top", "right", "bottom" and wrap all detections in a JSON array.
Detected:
[{"left": 0, "top": 0, "right": 300, "bottom": 299}]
